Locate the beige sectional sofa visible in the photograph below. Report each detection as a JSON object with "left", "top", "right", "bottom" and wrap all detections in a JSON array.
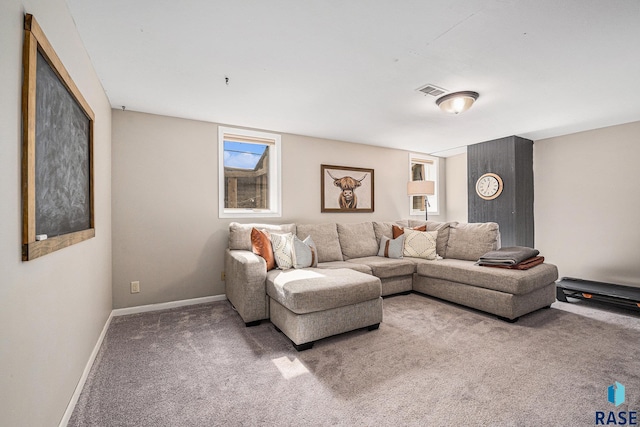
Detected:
[{"left": 225, "top": 220, "right": 558, "bottom": 350}]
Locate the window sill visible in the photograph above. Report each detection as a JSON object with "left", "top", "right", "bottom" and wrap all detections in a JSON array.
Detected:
[{"left": 219, "top": 209, "right": 282, "bottom": 219}]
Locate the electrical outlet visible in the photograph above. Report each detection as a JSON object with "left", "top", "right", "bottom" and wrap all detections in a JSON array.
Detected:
[
  {"left": 221, "top": 271, "right": 225, "bottom": 281},
  {"left": 130, "top": 281, "right": 140, "bottom": 293}
]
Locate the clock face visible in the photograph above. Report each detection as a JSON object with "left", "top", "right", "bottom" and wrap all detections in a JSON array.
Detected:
[{"left": 476, "top": 173, "right": 503, "bottom": 200}]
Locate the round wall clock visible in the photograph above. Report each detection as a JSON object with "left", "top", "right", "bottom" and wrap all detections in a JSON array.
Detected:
[{"left": 475, "top": 173, "right": 503, "bottom": 200}]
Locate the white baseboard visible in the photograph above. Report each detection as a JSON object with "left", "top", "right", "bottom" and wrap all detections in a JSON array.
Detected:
[
  {"left": 112, "top": 294, "right": 227, "bottom": 317},
  {"left": 59, "top": 294, "right": 227, "bottom": 426},
  {"left": 59, "top": 311, "right": 113, "bottom": 427}
]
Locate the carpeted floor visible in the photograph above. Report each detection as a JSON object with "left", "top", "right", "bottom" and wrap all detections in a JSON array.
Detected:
[{"left": 69, "top": 293, "right": 640, "bottom": 426}]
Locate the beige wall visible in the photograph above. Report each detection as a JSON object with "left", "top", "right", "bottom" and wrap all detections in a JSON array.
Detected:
[
  {"left": 535, "top": 121, "right": 640, "bottom": 287},
  {"left": 444, "top": 152, "right": 468, "bottom": 222},
  {"left": 0, "top": 1, "right": 112, "bottom": 426},
  {"left": 442, "top": 123, "right": 640, "bottom": 288},
  {"left": 111, "top": 110, "right": 444, "bottom": 308},
  {"left": 0, "top": 3, "right": 635, "bottom": 424}
]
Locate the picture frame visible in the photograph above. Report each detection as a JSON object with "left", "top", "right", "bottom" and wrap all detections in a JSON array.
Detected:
[
  {"left": 22, "top": 14, "right": 95, "bottom": 261},
  {"left": 321, "top": 165, "right": 374, "bottom": 213}
]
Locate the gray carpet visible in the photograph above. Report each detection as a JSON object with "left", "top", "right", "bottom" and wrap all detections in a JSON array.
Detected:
[{"left": 69, "top": 294, "right": 640, "bottom": 426}]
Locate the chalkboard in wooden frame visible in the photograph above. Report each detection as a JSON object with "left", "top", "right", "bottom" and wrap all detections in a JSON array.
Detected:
[{"left": 22, "top": 14, "right": 95, "bottom": 261}]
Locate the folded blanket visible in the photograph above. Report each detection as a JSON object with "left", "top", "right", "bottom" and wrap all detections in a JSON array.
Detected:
[
  {"left": 476, "top": 246, "right": 540, "bottom": 266},
  {"left": 482, "top": 256, "right": 545, "bottom": 270}
]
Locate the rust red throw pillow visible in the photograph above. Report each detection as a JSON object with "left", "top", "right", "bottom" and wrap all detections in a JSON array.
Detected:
[
  {"left": 251, "top": 228, "right": 275, "bottom": 271},
  {"left": 392, "top": 224, "right": 427, "bottom": 239}
]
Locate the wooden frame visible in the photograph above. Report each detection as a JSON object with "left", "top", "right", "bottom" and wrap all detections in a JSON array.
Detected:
[
  {"left": 22, "top": 14, "right": 95, "bottom": 261},
  {"left": 321, "top": 165, "right": 374, "bottom": 213}
]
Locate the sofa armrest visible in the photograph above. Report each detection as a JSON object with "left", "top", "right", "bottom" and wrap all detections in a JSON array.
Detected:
[{"left": 225, "top": 249, "right": 269, "bottom": 324}]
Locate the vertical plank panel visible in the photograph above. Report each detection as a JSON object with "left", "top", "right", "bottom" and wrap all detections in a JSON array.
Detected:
[{"left": 468, "top": 136, "right": 534, "bottom": 247}]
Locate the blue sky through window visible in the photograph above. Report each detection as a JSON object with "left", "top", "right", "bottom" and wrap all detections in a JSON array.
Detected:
[{"left": 223, "top": 141, "right": 267, "bottom": 170}]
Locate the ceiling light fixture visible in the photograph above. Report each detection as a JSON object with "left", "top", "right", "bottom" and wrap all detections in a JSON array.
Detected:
[{"left": 436, "top": 91, "right": 479, "bottom": 114}]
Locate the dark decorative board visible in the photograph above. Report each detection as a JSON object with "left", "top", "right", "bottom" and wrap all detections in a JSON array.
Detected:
[
  {"left": 467, "top": 136, "right": 534, "bottom": 247},
  {"left": 35, "top": 51, "right": 91, "bottom": 237},
  {"left": 22, "top": 14, "right": 95, "bottom": 261}
]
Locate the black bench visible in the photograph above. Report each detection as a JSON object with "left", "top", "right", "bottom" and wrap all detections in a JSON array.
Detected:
[{"left": 556, "top": 277, "right": 640, "bottom": 312}]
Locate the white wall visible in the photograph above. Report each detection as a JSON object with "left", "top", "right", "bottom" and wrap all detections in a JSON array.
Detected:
[
  {"left": 111, "top": 110, "right": 444, "bottom": 308},
  {"left": 535, "top": 121, "right": 640, "bottom": 287},
  {"left": 0, "top": 1, "right": 112, "bottom": 426}
]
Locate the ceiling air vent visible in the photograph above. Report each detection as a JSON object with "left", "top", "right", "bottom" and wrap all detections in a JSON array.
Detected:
[{"left": 416, "top": 84, "right": 447, "bottom": 97}]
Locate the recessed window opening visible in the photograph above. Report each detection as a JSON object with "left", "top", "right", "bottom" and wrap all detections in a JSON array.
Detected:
[
  {"left": 219, "top": 127, "right": 281, "bottom": 218},
  {"left": 409, "top": 153, "right": 439, "bottom": 216}
]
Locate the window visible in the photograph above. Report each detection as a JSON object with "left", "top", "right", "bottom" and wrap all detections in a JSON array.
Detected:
[
  {"left": 219, "top": 126, "right": 281, "bottom": 218},
  {"left": 409, "top": 153, "right": 439, "bottom": 216}
]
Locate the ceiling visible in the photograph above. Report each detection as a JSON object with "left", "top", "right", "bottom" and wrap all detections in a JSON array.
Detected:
[{"left": 65, "top": 0, "right": 640, "bottom": 156}]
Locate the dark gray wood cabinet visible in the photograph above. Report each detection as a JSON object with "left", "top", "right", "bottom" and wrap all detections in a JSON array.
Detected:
[{"left": 467, "top": 136, "right": 534, "bottom": 248}]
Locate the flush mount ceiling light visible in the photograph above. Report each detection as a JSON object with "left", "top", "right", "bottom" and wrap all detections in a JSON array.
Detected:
[{"left": 436, "top": 91, "right": 479, "bottom": 114}]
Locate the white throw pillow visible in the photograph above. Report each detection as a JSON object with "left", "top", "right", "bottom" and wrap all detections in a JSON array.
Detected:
[
  {"left": 403, "top": 228, "right": 438, "bottom": 260},
  {"left": 270, "top": 232, "right": 294, "bottom": 269},
  {"left": 292, "top": 235, "right": 318, "bottom": 269},
  {"left": 377, "top": 235, "right": 405, "bottom": 259}
]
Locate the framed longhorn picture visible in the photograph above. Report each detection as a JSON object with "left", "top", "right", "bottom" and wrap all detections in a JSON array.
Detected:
[{"left": 321, "top": 165, "right": 374, "bottom": 213}]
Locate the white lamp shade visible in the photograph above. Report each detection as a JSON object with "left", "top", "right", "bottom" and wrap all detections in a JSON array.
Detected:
[
  {"left": 407, "top": 180, "right": 435, "bottom": 196},
  {"left": 436, "top": 91, "right": 479, "bottom": 114}
]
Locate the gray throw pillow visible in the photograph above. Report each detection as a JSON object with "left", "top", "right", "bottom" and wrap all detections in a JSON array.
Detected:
[
  {"left": 377, "top": 235, "right": 405, "bottom": 259},
  {"left": 292, "top": 235, "right": 318, "bottom": 268}
]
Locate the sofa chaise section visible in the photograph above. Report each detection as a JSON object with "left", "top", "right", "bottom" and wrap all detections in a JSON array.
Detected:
[
  {"left": 413, "top": 258, "right": 558, "bottom": 321},
  {"left": 266, "top": 268, "right": 383, "bottom": 350},
  {"left": 412, "top": 221, "right": 557, "bottom": 321}
]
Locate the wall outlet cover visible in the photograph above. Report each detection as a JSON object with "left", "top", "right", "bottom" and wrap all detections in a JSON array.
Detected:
[{"left": 130, "top": 281, "right": 140, "bottom": 293}]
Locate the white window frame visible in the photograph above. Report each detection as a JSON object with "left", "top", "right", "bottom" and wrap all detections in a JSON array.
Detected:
[
  {"left": 218, "top": 126, "right": 282, "bottom": 218},
  {"left": 408, "top": 153, "right": 439, "bottom": 217}
]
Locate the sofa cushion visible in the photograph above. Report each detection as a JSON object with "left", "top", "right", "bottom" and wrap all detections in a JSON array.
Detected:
[
  {"left": 403, "top": 229, "right": 438, "bottom": 260},
  {"left": 347, "top": 256, "right": 416, "bottom": 279},
  {"left": 337, "top": 222, "right": 378, "bottom": 260},
  {"left": 409, "top": 219, "right": 458, "bottom": 258},
  {"left": 250, "top": 228, "right": 275, "bottom": 271},
  {"left": 292, "top": 235, "right": 318, "bottom": 269},
  {"left": 229, "top": 222, "right": 296, "bottom": 251},
  {"left": 372, "top": 220, "right": 416, "bottom": 243},
  {"left": 316, "top": 261, "right": 372, "bottom": 275},
  {"left": 416, "top": 258, "right": 558, "bottom": 295},
  {"left": 395, "top": 219, "right": 409, "bottom": 228},
  {"left": 377, "top": 235, "right": 405, "bottom": 259},
  {"left": 373, "top": 222, "right": 392, "bottom": 243},
  {"left": 445, "top": 222, "right": 500, "bottom": 261},
  {"left": 266, "top": 268, "right": 381, "bottom": 314},
  {"left": 297, "top": 223, "right": 343, "bottom": 262},
  {"left": 392, "top": 224, "right": 426, "bottom": 238}
]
